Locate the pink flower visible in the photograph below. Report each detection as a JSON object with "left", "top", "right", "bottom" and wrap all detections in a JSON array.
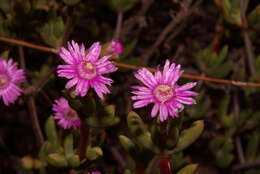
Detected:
[
  {"left": 57, "top": 41, "right": 117, "bottom": 99},
  {"left": 131, "top": 60, "right": 198, "bottom": 122},
  {"left": 88, "top": 171, "right": 100, "bottom": 174},
  {"left": 0, "top": 58, "right": 25, "bottom": 106},
  {"left": 109, "top": 39, "right": 123, "bottom": 56},
  {"left": 52, "top": 97, "right": 81, "bottom": 129}
]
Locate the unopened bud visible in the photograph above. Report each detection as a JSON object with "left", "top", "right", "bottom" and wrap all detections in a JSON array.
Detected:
[
  {"left": 21, "top": 156, "right": 33, "bottom": 169},
  {"left": 102, "top": 39, "right": 123, "bottom": 58}
]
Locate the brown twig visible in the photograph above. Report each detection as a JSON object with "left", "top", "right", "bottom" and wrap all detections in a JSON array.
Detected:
[
  {"left": 114, "top": 11, "right": 123, "bottom": 39},
  {"left": 39, "top": 90, "right": 53, "bottom": 106},
  {"left": 1, "top": 36, "right": 260, "bottom": 88},
  {"left": 109, "top": 146, "right": 127, "bottom": 169},
  {"left": 35, "top": 68, "right": 56, "bottom": 90},
  {"left": 1, "top": 37, "right": 57, "bottom": 53},
  {"left": 233, "top": 160, "right": 260, "bottom": 171},
  {"left": 141, "top": 0, "right": 200, "bottom": 65},
  {"left": 240, "top": 0, "right": 256, "bottom": 75},
  {"left": 18, "top": 46, "right": 44, "bottom": 147},
  {"left": 121, "top": 0, "right": 154, "bottom": 40},
  {"left": 240, "top": 26, "right": 260, "bottom": 32},
  {"left": 233, "top": 92, "right": 245, "bottom": 165},
  {"left": 164, "top": 19, "right": 188, "bottom": 46},
  {"left": 62, "top": 7, "right": 73, "bottom": 46}
]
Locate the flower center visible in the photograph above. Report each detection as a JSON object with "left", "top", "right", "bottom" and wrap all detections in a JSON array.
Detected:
[
  {"left": 154, "top": 85, "right": 174, "bottom": 103},
  {"left": 65, "top": 108, "right": 78, "bottom": 121},
  {"left": 0, "top": 74, "right": 9, "bottom": 89},
  {"left": 77, "top": 61, "right": 97, "bottom": 80}
]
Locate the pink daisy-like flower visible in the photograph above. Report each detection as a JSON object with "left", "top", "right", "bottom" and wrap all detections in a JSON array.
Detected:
[
  {"left": 131, "top": 60, "right": 198, "bottom": 122},
  {"left": 0, "top": 58, "right": 25, "bottom": 106},
  {"left": 57, "top": 41, "right": 117, "bottom": 98},
  {"left": 52, "top": 97, "right": 81, "bottom": 129}
]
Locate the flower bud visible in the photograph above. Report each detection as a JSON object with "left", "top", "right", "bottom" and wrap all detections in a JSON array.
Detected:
[
  {"left": 102, "top": 39, "right": 123, "bottom": 58},
  {"left": 21, "top": 156, "right": 33, "bottom": 169}
]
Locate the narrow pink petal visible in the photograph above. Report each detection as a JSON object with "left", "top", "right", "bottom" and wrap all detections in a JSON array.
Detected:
[
  {"left": 132, "top": 86, "right": 151, "bottom": 92},
  {"left": 96, "top": 57, "right": 117, "bottom": 74},
  {"left": 80, "top": 80, "right": 89, "bottom": 96},
  {"left": 93, "top": 85, "right": 105, "bottom": 99},
  {"left": 133, "top": 100, "right": 150, "bottom": 108},
  {"left": 175, "top": 82, "right": 197, "bottom": 91},
  {"left": 68, "top": 41, "right": 81, "bottom": 61},
  {"left": 65, "top": 78, "right": 78, "bottom": 89},
  {"left": 134, "top": 68, "right": 156, "bottom": 88},
  {"left": 177, "top": 97, "right": 196, "bottom": 105},
  {"left": 154, "top": 70, "right": 162, "bottom": 84},
  {"left": 177, "top": 90, "right": 198, "bottom": 97},
  {"left": 151, "top": 103, "right": 159, "bottom": 117},
  {"left": 59, "top": 47, "right": 74, "bottom": 64},
  {"left": 159, "top": 104, "right": 168, "bottom": 122},
  {"left": 169, "top": 65, "right": 182, "bottom": 85},
  {"left": 163, "top": 60, "right": 170, "bottom": 77},
  {"left": 167, "top": 104, "right": 178, "bottom": 117},
  {"left": 131, "top": 90, "right": 152, "bottom": 96},
  {"left": 140, "top": 68, "right": 157, "bottom": 85},
  {"left": 86, "top": 42, "right": 101, "bottom": 61},
  {"left": 1, "top": 84, "right": 21, "bottom": 105},
  {"left": 164, "top": 62, "right": 176, "bottom": 84},
  {"left": 131, "top": 94, "right": 154, "bottom": 100},
  {"left": 75, "top": 80, "right": 85, "bottom": 96}
]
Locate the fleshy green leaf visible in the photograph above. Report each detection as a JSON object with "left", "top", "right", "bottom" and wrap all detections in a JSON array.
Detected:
[
  {"left": 86, "top": 146, "right": 103, "bottom": 161},
  {"left": 64, "top": 134, "right": 74, "bottom": 159},
  {"left": 248, "top": 5, "right": 260, "bottom": 25},
  {"left": 177, "top": 164, "right": 198, "bottom": 174},
  {"left": 166, "top": 120, "right": 204, "bottom": 154},
  {"left": 218, "top": 93, "right": 230, "bottom": 118},
  {"left": 221, "top": 0, "right": 242, "bottom": 26},
  {"left": 45, "top": 116, "right": 58, "bottom": 145},
  {"left": 119, "top": 135, "right": 136, "bottom": 153},
  {"left": 124, "top": 169, "right": 132, "bottom": 174},
  {"left": 47, "top": 153, "right": 68, "bottom": 167},
  {"left": 39, "top": 141, "right": 58, "bottom": 161},
  {"left": 127, "top": 111, "right": 159, "bottom": 152},
  {"left": 67, "top": 155, "right": 80, "bottom": 167}
]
